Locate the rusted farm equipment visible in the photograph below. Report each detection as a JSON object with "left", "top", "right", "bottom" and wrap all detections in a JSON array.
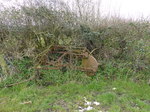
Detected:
[{"left": 35, "top": 45, "right": 99, "bottom": 76}]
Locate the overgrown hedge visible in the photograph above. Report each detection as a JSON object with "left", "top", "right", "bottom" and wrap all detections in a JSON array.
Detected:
[{"left": 0, "top": 0, "right": 149, "bottom": 82}]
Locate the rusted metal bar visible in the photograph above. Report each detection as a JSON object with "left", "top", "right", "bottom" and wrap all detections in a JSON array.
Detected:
[{"left": 35, "top": 45, "right": 99, "bottom": 76}]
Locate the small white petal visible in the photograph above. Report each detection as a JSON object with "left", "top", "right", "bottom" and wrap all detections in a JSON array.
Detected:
[
  {"left": 85, "top": 106, "right": 94, "bottom": 111},
  {"left": 93, "top": 101, "right": 100, "bottom": 105},
  {"left": 112, "top": 87, "right": 117, "bottom": 90},
  {"left": 79, "top": 109, "right": 84, "bottom": 112},
  {"left": 85, "top": 101, "right": 92, "bottom": 105},
  {"left": 98, "top": 110, "right": 103, "bottom": 112},
  {"left": 78, "top": 106, "right": 83, "bottom": 109}
]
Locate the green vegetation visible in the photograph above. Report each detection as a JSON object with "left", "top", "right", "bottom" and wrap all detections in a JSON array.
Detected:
[
  {"left": 0, "top": 76, "right": 150, "bottom": 112},
  {"left": 0, "top": 0, "right": 150, "bottom": 111},
  {"left": 0, "top": 59, "right": 149, "bottom": 112}
]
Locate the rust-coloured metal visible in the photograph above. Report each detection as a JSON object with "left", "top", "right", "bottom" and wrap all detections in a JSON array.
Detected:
[{"left": 35, "top": 45, "right": 99, "bottom": 76}]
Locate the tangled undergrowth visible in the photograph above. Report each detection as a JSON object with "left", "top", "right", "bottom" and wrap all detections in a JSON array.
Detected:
[{"left": 0, "top": 0, "right": 149, "bottom": 98}]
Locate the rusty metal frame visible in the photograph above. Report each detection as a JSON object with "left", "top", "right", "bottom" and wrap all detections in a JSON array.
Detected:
[{"left": 35, "top": 45, "right": 99, "bottom": 76}]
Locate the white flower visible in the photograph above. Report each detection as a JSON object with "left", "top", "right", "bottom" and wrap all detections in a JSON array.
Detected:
[
  {"left": 84, "top": 101, "right": 92, "bottom": 105},
  {"left": 78, "top": 106, "right": 84, "bottom": 112},
  {"left": 93, "top": 101, "right": 100, "bottom": 105},
  {"left": 112, "top": 87, "right": 116, "bottom": 90},
  {"left": 79, "top": 109, "right": 85, "bottom": 112},
  {"left": 98, "top": 111, "right": 102, "bottom": 112},
  {"left": 84, "top": 97, "right": 92, "bottom": 105},
  {"left": 78, "top": 106, "right": 83, "bottom": 109},
  {"left": 85, "top": 106, "right": 94, "bottom": 111}
]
